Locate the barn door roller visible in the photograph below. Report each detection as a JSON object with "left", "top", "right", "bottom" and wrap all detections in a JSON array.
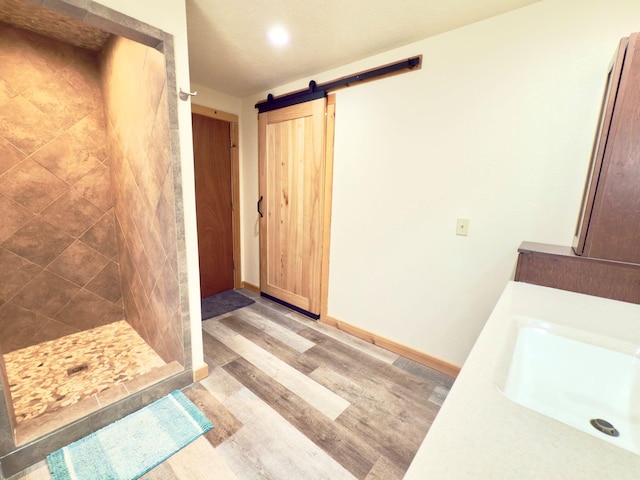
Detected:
[{"left": 256, "top": 55, "right": 422, "bottom": 113}]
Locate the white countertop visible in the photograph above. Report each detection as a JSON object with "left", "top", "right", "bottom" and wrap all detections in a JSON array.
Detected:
[{"left": 405, "top": 281, "right": 640, "bottom": 479}]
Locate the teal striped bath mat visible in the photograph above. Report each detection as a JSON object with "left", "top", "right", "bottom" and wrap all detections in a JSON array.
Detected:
[{"left": 47, "top": 390, "right": 213, "bottom": 480}]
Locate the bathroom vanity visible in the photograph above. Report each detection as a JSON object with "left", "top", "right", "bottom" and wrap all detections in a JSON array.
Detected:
[{"left": 404, "top": 282, "right": 640, "bottom": 479}]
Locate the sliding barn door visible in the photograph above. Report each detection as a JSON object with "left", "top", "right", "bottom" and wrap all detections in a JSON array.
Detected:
[{"left": 258, "top": 97, "right": 332, "bottom": 317}]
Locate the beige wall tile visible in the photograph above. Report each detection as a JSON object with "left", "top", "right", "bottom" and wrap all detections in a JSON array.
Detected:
[
  {"left": 46, "top": 240, "right": 110, "bottom": 287},
  {"left": 79, "top": 210, "right": 118, "bottom": 259},
  {"left": 0, "top": 159, "right": 68, "bottom": 213},
  {"left": 0, "top": 194, "right": 33, "bottom": 243},
  {"left": 84, "top": 261, "right": 123, "bottom": 304},
  {"left": 99, "top": 33, "right": 183, "bottom": 364},
  {"left": 2, "top": 217, "right": 74, "bottom": 267},
  {"left": 21, "top": 71, "right": 96, "bottom": 131},
  {"left": 54, "top": 289, "right": 118, "bottom": 331},
  {"left": 0, "top": 96, "right": 59, "bottom": 154},
  {"left": 0, "top": 78, "right": 18, "bottom": 106},
  {"left": 0, "top": 247, "right": 42, "bottom": 302},
  {"left": 40, "top": 189, "right": 104, "bottom": 238},
  {"left": 0, "top": 303, "right": 50, "bottom": 353},
  {"left": 0, "top": 137, "right": 24, "bottom": 175},
  {"left": 0, "top": 23, "right": 123, "bottom": 352},
  {"left": 0, "top": 25, "right": 57, "bottom": 93},
  {"left": 73, "top": 164, "right": 113, "bottom": 212},
  {"left": 31, "top": 112, "right": 107, "bottom": 185},
  {"left": 11, "top": 270, "right": 80, "bottom": 318}
]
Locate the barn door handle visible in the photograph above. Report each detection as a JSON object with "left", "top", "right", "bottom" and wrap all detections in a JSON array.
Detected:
[{"left": 257, "top": 196, "right": 264, "bottom": 218}]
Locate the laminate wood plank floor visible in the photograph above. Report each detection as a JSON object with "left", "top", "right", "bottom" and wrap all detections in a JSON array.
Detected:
[{"left": 11, "top": 291, "right": 454, "bottom": 480}]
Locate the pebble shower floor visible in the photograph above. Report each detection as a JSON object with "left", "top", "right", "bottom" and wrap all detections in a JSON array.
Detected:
[{"left": 4, "top": 320, "right": 165, "bottom": 424}]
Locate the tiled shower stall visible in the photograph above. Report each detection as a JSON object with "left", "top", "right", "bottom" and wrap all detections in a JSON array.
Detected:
[
  {"left": 0, "top": 25, "right": 124, "bottom": 354},
  {"left": 0, "top": 1, "right": 193, "bottom": 476}
]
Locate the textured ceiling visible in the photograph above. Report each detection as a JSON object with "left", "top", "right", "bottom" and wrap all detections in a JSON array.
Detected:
[
  {"left": 186, "top": 0, "right": 540, "bottom": 97},
  {"left": 0, "top": 0, "right": 109, "bottom": 52},
  {"left": 0, "top": 0, "right": 540, "bottom": 98}
]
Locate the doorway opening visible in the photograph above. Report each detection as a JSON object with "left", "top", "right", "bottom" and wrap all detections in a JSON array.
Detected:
[{"left": 191, "top": 105, "right": 241, "bottom": 300}]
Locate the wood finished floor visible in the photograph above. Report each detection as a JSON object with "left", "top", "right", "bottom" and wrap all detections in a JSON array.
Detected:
[{"left": 12, "top": 291, "right": 454, "bottom": 480}]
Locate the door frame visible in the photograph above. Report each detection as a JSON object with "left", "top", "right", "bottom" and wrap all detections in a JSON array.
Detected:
[
  {"left": 191, "top": 104, "right": 242, "bottom": 289},
  {"left": 320, "top": 95, "right": 336, "bottom": 320}
]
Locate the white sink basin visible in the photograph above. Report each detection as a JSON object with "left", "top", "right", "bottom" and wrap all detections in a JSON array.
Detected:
[{"left": 496, "top": 317, "right": 640, "bottom": 454}]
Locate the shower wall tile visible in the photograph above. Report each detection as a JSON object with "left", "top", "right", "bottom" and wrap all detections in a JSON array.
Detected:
[
  {"left": 135, "top": 249, "right": 155, "bottom": 299},
  {"left": 148, "top": 86, "right": 171, "bottom": 188},
  {"left": 85, "top": 260, "right": 122, "bottom": 304},
  {"left": 0, "top": 194, "right": 33, "bottom": 243},
  {"left": 40, "top": 189, "right": 104, "bottom": 237},
  {"left": 158, "top": 260, "right": 181, "bottom": 314},
  {"left": 21, "top": 30, "right": 83, "bottom": 76},
  {"left": 0, "top": 248, "right": 41, "bottom": 302},
  {"left": 115, "top": 220, "right": 135, "bottom": 283},
  {"left": 0, "top": 95, "right": 60, "bottom": 154},
  {"left": 79, "top": 210, "right": 118, "bottom": 259},
  {"left": 31, "top": 110, "right": 107, "bottom": 185},
  {"left": 101, "top": 38, "right": 148, "bottom": 156},
  {"left": 2, "top": 217, "right": 74, "bottom": 267},
  {"left": 121, "top": 281, "right": 141, "bottom": 331},
  {"left": 129, "top": 270, "right": 148, "bottom": 315},
  {"left": 0, "top": 77, "right": 18, "bottom": 106},
  {"left": 0, "top": 26, "right": 124, "bottom": 353},
  {"left": 0, "top": 159, "right": 68, "bottom": 213},
  {"left": 165, "top": 314, "right": 184, "bottom": 365},
  {"left": 99, "top": 300, "right": 127, "bottom": 326},
  {"left": 21, "top": 71, "right": 95, "bottom": 130},
  {"left": 54, "top": 289, "right": 116, "bottom": 331},
  {"left": 59, "top": 49, "right": 103, "bottom": 106},
  {"left": 12, "top": 270, "right": 80, "bottom": 318},
  {"left": 125, "top": 48, "right": 164, "bottom": 172},
  {"left": 0, "top": 136, "right": 24, "bottom": 175},
  {"left": 0, "top": 27, "right": 56, "bottom": 94},
  {"left": 137, "top": 161, "right": 163, "bottom": 215},
  {"left": 121, "top": 211, "right": 146, "bottom": 266},
  {"left": 73, "top": 164, "right": 113, "bottom": 212},
  {"left": 140, "top": 220, "right": 166, "bottom": 281},
  {"left": 30, "top": 319, "right": 77, "bottom": 346},
  {"left": 101, "top": 35, "right": 183, "bottom": 365},
  {"left": 156, "top": 169, "right": 178, "bottom": 260},
  {"left": 46, "top": 240, "right": 110, "bottom": 286},
  {"left": 0, "top": 303, "right": 49, "bottom": 353}
]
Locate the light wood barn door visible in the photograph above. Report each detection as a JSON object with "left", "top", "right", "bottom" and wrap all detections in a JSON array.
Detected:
[{"left": 258, "top": 97, "right": 333, "bottom": 317}]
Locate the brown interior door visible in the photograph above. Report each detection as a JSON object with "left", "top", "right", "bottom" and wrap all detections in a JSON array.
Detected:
[
  {"left": 258, "top": 98, "right": 328, "bottom": 316},
  {"left": 192, "top": 113, "right": 234, "bottom": 298}
]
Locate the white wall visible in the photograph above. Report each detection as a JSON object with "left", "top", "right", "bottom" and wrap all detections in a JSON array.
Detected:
[
  {"left": 97, "top": 0, "right": 204, "bottom": 372},
  {"left": 190, "top": 83, "right": 243, "bottom": 116},
  {"left": 240, "top": 0, "right": 640, "bottom": 366}
]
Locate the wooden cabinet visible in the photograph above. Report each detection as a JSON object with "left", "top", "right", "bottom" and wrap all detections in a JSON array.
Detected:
[
  {"left": 516, "top": 242, "right": 640, "bottom": 304},
  {"left": 573, "top": 33, "right": 640, "bottom": 264}
]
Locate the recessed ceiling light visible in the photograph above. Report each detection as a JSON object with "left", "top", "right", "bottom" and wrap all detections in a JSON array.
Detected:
[{"left": 266, "top": 26, "right": 290, "bottom": 47}]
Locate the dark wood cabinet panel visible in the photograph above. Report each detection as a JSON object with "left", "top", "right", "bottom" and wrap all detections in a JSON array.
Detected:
[
  {"left": 516, "top": 242, "right": 640, "bottom": 304},
  {"left": 518, "top": 34, "right": 640, "bottom": 301},
  {"left": 573, "top": 33, "right": 640, "bottom": 264}
]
